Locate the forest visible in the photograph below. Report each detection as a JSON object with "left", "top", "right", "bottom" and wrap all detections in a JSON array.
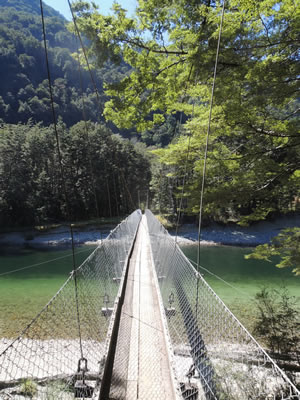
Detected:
[
  {"left": 0, "top": 121, "right": 150, "bottom": 225},
  {"left": 0, "top": 0, "right": 111, "bottom": 126},
  {"left": 0, "top": 0, "right": 153, "bottom": 227},
  {"left": 0, "top": 0, "right": 299, "bottom": 272}
]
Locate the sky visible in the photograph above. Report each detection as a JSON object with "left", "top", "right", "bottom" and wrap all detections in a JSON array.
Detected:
[{"left": 44, "top": 0, "right": 137, "bottom": 20}]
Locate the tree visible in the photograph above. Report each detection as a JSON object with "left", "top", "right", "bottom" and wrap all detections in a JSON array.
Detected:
[
  {"left": 253, "top": 287, "right": 300, "bottom": 383},
  {"left": 0, "top": 121, "right": 151, "bottom": 226},
  {"left": 246, "top": 227, "right": 300, "bottom": 276},
  {"left": 72, "top": 0, "right": 299, "bottom": 223},
  {"left": 0, "top": 1, "right": 111, "bottom": 126}
]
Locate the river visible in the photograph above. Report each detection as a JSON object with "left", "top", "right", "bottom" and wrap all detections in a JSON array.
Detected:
[
  {"left": 180, "top": 243, "right": 299, "bottom": 330},
  {"left": 0, "top": 242, "right": 299, "bottom": 339},
  {"left": 0, "top": 245, "right": 97, "bottom": 338}
]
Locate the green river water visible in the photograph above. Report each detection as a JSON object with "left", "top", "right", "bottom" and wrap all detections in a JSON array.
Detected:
[{"left": 0, "top": 243, "right": 299, "bottom": 338}]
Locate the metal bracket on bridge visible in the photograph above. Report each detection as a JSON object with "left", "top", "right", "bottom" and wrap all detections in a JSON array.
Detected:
[
  {"left": 165, "top": 307, "right": 176, "bottom": 318},
  {"left": 165, "top": 291, "right": 176, "bottom": 319},
  {"left": 195, "top": 271, "right": 203, "bottom": 279},
  {"left": 102, "top": 294, "right": 114, "bottom": 318},
  {"left": 74, "top": 358, "right": 95, "bottom": 399},
  {"left": 102, "top": 307, "right": 114, "bottom": 317},
  {"left": 180, "top": 382, "right": 199, "bottom": 400}
]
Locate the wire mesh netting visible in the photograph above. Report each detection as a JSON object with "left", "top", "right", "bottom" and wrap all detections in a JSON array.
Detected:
[
  {"left": 1, "top": 209, "right": 299, "bottom": 400},
  {"left": 103, "top": 214, "right": 181, "bottom": 400},
  {"left": 0, "top": 210, "right": 142, "bottom": 400},
  {"left": 145, "top": 209, "right": 300, "bottom": 400}
]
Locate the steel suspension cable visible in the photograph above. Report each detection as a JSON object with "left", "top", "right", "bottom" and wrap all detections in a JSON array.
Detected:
[
  {"left": 67, "top": 0, "right": 102, "bottom": 108},
  {"left": 68, "top": 0, "right": 115, "bottom": 218},
  {"left": 40, "top": 0, "right": 71, "bottom": 224},
  {"left": 66, "top": 4, "right": 125, "bottom": 372},
  {"left": 40, "top": 0, "right": 75, "bottom": 252},
  {"left": 196, "top": 0, "right": 226, "bottom": 316},
  {"left": 174, "top": 66, "right": 195, "bottom": 244},
  {"left": 74, "top": 39, "right": 100, "bottom": 219},
  {"left": 68, "top": 0, "right": 142, "bottom": 218},
  {"left": 0, "top": 247, "right": 94, "bottom": 277},
  {"left": 40, "top": 0, "right": 82, "bottom": 360},
  {"left": 39, "top": 0, "right": 76, "bottom": 269}
]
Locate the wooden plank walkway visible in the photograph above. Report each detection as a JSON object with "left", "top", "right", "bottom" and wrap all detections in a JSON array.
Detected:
[{"left": 108, "top": 215, "right": 179, "bottom": 399}]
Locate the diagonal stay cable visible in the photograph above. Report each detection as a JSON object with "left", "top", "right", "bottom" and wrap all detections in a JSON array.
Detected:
[
  {"left": 68, "top": 0, "right": 114, "bottom": 218},
  {"left": 195, "top": 0, "right": 226, "bottom": 318},
  {"left": 74, "top": 36, "right": 100, "bottom": 219},
  {"left": 67, "top": 0, "right": 102, "bottom": 109},
  {"left": 39, "top": 0, "right": 72, "bottom": 228},
  {"left": 0, "top": 247, "right": 95, "bottom": 277},
  {"left": 40, "top": 0, "right": 82, "bottom": 361}
]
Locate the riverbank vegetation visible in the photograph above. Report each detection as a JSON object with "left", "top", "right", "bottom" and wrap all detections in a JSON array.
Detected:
[
  {"left": 254, "top": 286, "right": 300, "bottom": 384},
  {"left": 246, "top": 227, "right": 300, "bottom": 275}
]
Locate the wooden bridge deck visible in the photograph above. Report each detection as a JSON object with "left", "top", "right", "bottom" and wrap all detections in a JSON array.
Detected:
[{"left": 108, "top": 215, "right": 179, "bottom": 399}]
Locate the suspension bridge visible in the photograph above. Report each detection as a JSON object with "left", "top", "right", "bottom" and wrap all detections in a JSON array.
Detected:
[
  {"left": 0, "top": 210, "right": 299, "bottom": 399},
  {"left": 0, "top": 2, "right": 299, "bottom": 397}
]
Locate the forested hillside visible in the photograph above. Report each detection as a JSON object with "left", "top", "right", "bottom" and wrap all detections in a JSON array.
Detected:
[
  {"left": 0, "top": 0, "right": 129, "bottom": 126},
  {"left": 0, "top": 0, "right": 153, "bottom": 226}
]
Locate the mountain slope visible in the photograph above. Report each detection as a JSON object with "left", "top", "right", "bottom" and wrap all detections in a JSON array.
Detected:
[
  {"left": 0, "top": 0, "right": 65, "bottom": 20},
  {"left": 0, "top": 0, "right": 108, "bottom": 126}
]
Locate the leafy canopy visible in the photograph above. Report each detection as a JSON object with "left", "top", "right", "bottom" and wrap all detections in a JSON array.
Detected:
[
  {"left": 246, "top": 228, "right": 300, "bottom": 275},
  {"left": 73, "top": 0, "right": 299, "bottom": 223},
  {"left": 72, "top": 0, "right": 299, "bottom": 128}
]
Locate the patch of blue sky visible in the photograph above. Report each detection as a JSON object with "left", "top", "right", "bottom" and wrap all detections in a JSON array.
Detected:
[{"left": 44, "top": 0, "right": 137, "bottom": 20}]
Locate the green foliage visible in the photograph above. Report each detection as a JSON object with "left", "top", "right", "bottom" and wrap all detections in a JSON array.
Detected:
[
  {"left": 73, "top": 0, "right": 300, "bottom": 224},
  {"left": 141, "top": 115, "right": 182, "bottom": 147},
  {"left": 246, "top": 228, "right": 300, "bottom": 276},
  {"left": 0, "top": 0, "right": 64, "bottom": 19},
  {"left": 0, "top": 121, "right": 151, "bottom": 226},
  {"left": 150, "top": 161, "right": 178, "bottom": 215},
  {"left": 0, "top": 0, "right": 125, "bottom": 127},
  {"left": 45, "top": 380, "right": 73, "bottom": 399},
  {"left": 253, "top": 287, "right": 300, "bottom": 376},
  {"left": 20, "top": 379, "right": 37, "bottom": 397}
]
